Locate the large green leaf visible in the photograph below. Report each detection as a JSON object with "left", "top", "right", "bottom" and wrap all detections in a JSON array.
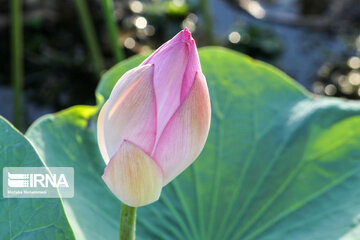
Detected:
[
  {"left": 0, "top": 116, "right": 74, "bottom": 240},
  {"left": 26, "top": 106, "right": 121, "bottom": 240},
  {"left": 27, "top": 47, "right": 360, "bottom": 240}
]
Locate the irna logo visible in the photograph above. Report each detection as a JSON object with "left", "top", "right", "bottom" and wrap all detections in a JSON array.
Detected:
[
  {"left": 7, "top": 172, "right": 69, "bottom": 188},
  {"left": 3, "top": 167, "right": 74, "bottom": 198}
]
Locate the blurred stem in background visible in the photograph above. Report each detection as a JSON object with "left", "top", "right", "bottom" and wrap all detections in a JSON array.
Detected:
[
  {"left": 119, "top": 204, "right": 137, "bottom": 240},
  {"left": 10, "top": 0, "right": 23, "bottom": 130},
  {"left": 200, "top": 0, "right": 214, "bottom": 44},
  {"left": 101, "top": 0, "right": 124, "bottom": 62},
  {"left": 74, "top": 0, "right": 105, "bottom": 76}
]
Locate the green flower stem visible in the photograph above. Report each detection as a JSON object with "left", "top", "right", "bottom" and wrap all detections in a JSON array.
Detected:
[
  {"left": 100, "top": 0, "right": 124, "bottom": 62},
  {"left": 10, "top": 0, "right": 23, "bottom": 129},
  {"left": 119, "top": 204, "right": 137, "bottom": 240},
  {"left": 74, "top": 0, "right": 105, "bottom": 75},
  {"left": 200, "top": 0, "right": 214, "bottom": 44}
]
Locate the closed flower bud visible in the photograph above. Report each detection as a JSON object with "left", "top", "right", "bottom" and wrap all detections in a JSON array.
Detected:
[{"left": 97, "top": 28, "right": 211, "bottom": 207}]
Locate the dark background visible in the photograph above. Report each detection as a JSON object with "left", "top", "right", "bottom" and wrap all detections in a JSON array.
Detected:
[{"left": 1, "top": 0, "right": 359, "bottom": 128}]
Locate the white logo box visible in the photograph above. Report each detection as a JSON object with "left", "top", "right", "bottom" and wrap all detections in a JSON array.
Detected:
[{"left": 3, "top": 167, "right": 74, "bottom": 198}]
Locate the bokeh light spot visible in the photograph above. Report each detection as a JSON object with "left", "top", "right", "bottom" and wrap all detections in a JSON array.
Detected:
[
  {"left": 349, "top": 71, "right": 360, "bottom": 85},
  {"left": 324, "top": 84, "right": 337, "bottom": 96},
  {"left": 129, "top": 1, "right": 143, "bottom": 13},
  {"left": 229, "top": 32, "right": 241, "bottom": 44},
  {"left": 124, "top": 37, "right": 136, "bottom": 49},
  {"left": 348, "top": 57, "right": 360, "bottom": 69},
  {"left": 135, "top": 17, "right": 147, "bottom": 29}
]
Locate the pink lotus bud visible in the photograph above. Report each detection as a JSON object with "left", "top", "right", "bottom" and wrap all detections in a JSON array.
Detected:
[{"left": 97, "top": 29, "right": 211, "bottom": 207}]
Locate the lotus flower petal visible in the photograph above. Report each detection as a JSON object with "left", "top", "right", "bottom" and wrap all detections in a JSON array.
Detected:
[
  {"left": 142, "top": 28, "right": 194, "bottom": 68},
  {"left": 97, "top": 100, "right": 110, "bottom": 163},
  {"left": 102, "top": 141, "right": 163, "bottom": 207},
  {"left": 142, "top": 29, "right": 201, "bottom": 142},
  {"left": 98, "top": 29, "right": 211, "bottom": 206},
  {"left": 180, "top": 36, "right": 201, "bottom": 102},
  {"left": 153, "top": 72, "right": 211, "bottom": 185},
  {"left": 102, "top": 64, "right": 157, "bottom": 159}
]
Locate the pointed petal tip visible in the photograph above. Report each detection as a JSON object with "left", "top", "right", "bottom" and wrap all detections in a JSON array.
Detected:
[
  {"left": 142, "top": 63, "right": 154, "bottom": 70},
  {"left": 195, "top": 70, "right": 205, "bottom": 81},
  {"left": 170, "top": 28, "right": 194, "bottom": 45},
  {"left": 183, "top": 27, "right": 191, "bottom": 36},
  {"left": 181, "top": 28, "right": 194, "bottom": 42}
]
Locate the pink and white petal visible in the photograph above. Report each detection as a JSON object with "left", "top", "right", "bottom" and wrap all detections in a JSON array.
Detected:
[
  {"left": 141, "top": 28, "right": 193, "bottom": 66},
  {"left": 151, "top": 42, "right": 190, "bottom": 141},
  {"left": 109, "top": 64, "right": 153, "bottom": 104},
  {"left": 104, "top": 64, "right": 157, "bottom": 158},
  {"left": 97, "top": 100, "right": 110, "bottom": 164},
  {"left": 102, "top": 141, "right": 163, "bottom": 207},
  {"left": 141, "top": 29, "right": 202, "bottom": 143},
  {"left": 153, "top": 72, "right": 211, "bottom": 185},
  {"left": 180, "top": 38, "right": 201, "bottom": 102}
]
